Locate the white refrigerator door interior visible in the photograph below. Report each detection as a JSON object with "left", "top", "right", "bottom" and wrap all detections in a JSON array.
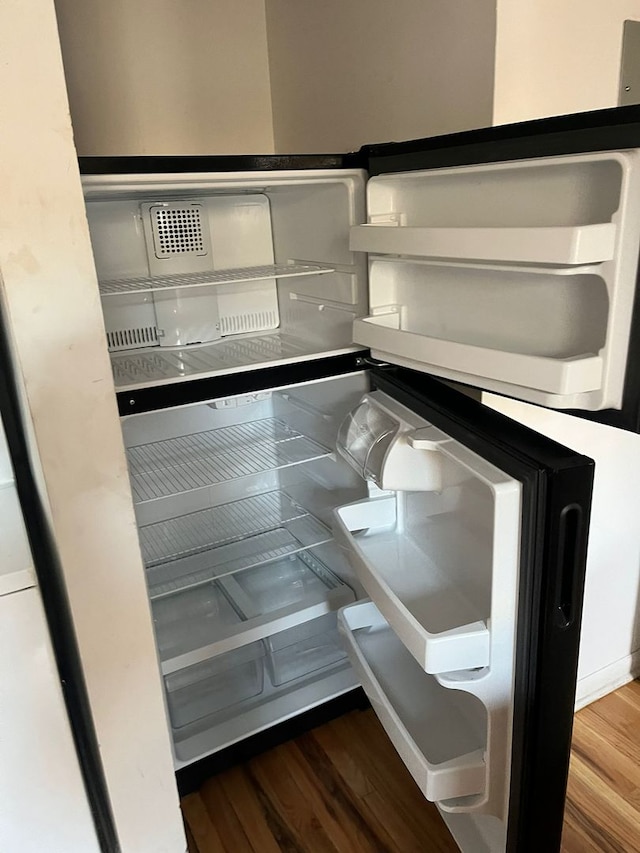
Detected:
[
  {"left": 335, "top": 390, "right": 522, "bottom": 852},
  {"left": 351, "top": 151, "right": 640, "bottom": 412}
]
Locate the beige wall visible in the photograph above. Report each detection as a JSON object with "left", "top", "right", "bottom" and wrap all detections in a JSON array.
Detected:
[
  {"left": 494, "top": 0, "right": 640, "bottom": 125},
  {"left": 265, "top": 0, "right": 496, "bottom": 153},
  {"left": 55, "top": 0, "right": 274, "bottom": 155}
]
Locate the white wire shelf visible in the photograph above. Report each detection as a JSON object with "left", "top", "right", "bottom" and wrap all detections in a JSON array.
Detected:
[
  {"left": 99, "top": 263, "right": 335, "bottom": 296},
  {"left": 140, "top": 491, "right": 311, "bottom": 566},
  {"left": 111, "top": 333, "right": 318, "bottom": 388},
  {"left": 146, "top": 512, "right": 334, "bottom": 600},
  {"left": 127, "top": 419, "right": 330, "bottom": 503}
]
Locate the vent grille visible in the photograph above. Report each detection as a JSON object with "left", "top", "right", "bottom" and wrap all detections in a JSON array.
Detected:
[
  {"left": 106, "top": 325, "right": 159, "bottom": 352},
  {"left": 151, "top": 205, "right": 206, "bottom": 258},
  {"left": 219, "top": 310, "right": 279, "bottom": 336}
]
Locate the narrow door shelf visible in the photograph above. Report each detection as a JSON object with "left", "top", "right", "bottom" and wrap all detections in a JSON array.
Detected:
[
  {"left": 349, "top": 223, "right": 617, "bottom": 266},
  {"left": 334, "top": 496, "right": 490, "bottom": 673},
  {"left": 338, "top": 601, "right": 487, "bottom": 805}
]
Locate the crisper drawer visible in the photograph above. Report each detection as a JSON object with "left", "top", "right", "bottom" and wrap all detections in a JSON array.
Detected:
[
  {"left": 338, "top": 601, "right": 487, "bottom": 805},
  {"left": 264, "top": 612, "right": 347, "bottom": 686},
  {"left": 165, "top": 642, "right": 265, "bottom": 730}
]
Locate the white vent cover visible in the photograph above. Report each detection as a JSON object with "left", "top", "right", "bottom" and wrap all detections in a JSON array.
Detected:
[
  {"left": 141, "top": 201, "right": 212, "bottom": 276},
  {"left": 106, "top": 325, "right": 159, "bottom": 352}
]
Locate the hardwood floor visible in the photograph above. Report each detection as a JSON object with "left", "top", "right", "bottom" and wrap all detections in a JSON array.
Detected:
[{"left": 182, "top": 680, "right": 640, "bottom": 852}]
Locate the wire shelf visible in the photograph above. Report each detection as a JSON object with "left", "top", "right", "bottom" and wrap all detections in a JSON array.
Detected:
[
  {"left": 99, "top": 263, "right": 335, "bottom": 296},
  {"left": 111, "top": 333, "right": 317, "bottom": 388},
  {"left": 140, "top": 491, "right": 310, "bottom": 566},
  {"left": 128, "top": 419, "right": 330, "bottom": 503},
  {"left": 147, "top": 513, "right": 334, "bottom": 600}
]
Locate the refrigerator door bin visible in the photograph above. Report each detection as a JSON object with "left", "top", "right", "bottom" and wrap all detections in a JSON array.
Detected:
[
  {"left": 338, "top": 601, "right": 487, "bottom": 805},
  {"left": 164, "top": 641, "right": 265, "bottom": 730},
  {"left": 354, "top": 312, "right": 604, "bottom": 397},
  {"left": 264, "top": 612, "right": 347, "bottom": 686},
  {"left": 127, "top": 419, "right": 331, "bottom": 503},
  {"left": 334, "top": 496, "right": 490, "bottom": 673},
  {"left": 349, "top": 223, "right": 616, "bottom": 265},
  {"left": 334, "top": 388, "right": 520, "bottom": 674},
  {"left": 355, "top": 150, "right": 640, "bottom": 412}
]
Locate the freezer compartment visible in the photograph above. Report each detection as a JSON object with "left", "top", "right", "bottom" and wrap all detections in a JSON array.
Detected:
[
  {"left": 264, "top": 612, "right": 347, "bottom": 686},
  {"left": 165, "top": 642, "right": 265, "bottom": 730},
  {"left": 83, "top": 171, "right": 367, "bottom": 391},
  {"left": 339, "top": 601, "right": 487, "bottom": 805},
  {"left": 353, "top": 151, "right": 640, "bottom": 412}
]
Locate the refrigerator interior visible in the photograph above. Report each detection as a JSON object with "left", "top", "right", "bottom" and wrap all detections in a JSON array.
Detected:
[
  {"left": 120, "top": 370, "right": 523, "bottom": 853},
  {"left": 83, "top": 169, "right": 367, "bottom": 393},
  {"left": 121, "top": 372, "right": 369, "bottom": 766}
]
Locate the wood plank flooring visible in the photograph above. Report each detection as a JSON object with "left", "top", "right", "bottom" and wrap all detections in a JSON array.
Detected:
[{"left": 182, "top": 680, "right": 640, "bottom": 852}]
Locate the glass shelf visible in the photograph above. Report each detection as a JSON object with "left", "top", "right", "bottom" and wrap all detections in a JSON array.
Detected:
[{"left": 139, "top": 491, "right": 310, "bottom": 566}]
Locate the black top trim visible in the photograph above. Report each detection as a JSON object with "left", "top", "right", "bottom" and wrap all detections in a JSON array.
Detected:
[
  {"left": 79, "top": 152, "right": 365, "bottom": 176},
  {"left": 0, "top": 310, "right": 120, "bottom": 849},
  {"left": 363, "top": 104, "right": 640, "bottom": 174}
]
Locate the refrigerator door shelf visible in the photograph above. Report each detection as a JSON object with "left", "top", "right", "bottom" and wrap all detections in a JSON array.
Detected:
[
  {"left": 354, "top": 312, "right": 604, "bottom": 396},
  {"left": 334, "top": 496, "right": 490, "bottom": 674},
  {"left": 356, "top": 150, "right": 640, "bottom": 413},
  {"left": 338, "top": 601, "right": 488, "bottom": 807},
  {"left": 349, "top": 222, "right": 617, "bottom": 266}
]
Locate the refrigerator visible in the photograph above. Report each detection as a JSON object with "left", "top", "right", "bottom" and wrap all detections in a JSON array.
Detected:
[{"left": 72, "top": 105, "right": 640, "bottom": 853}]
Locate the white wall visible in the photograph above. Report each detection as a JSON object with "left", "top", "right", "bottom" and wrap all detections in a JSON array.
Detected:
[
  {"left": 484, "top": 395, "right": 640, "bottom": 706},
  {"left": 265, "top": 0, "right": 496, "bottom": 153},
  {"left": 0, "top": 2, "right": 186, "bottom": 849},
  {"left": 494, "top": 0, "right": 640, "bottom": 125},
  {"left": 55, "top": 0, "right": 274, "bottom": 155}
]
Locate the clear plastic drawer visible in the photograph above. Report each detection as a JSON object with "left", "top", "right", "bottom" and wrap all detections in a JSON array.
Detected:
[
  {"left": 265, "top": 612, "right": 347, "bottom": 686},
  {"left": 164, "top": 642, "right": 265, "bottom": 730}
]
